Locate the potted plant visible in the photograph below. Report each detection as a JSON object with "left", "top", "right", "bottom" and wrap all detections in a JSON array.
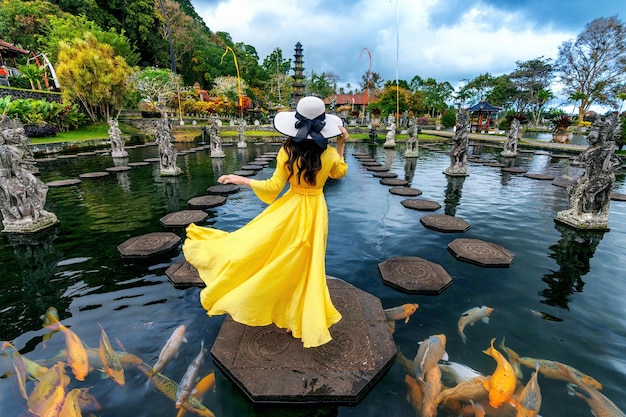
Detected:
[{"left": 551, "top": 115, "right": 572, "bottom": 143}]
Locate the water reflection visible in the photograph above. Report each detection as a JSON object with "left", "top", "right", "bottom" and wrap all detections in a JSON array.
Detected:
[
  {"left": 404, "top": 157, "right": 416, "bottom": 184},
  {"left": 161, "top": 176, "right": 181, "bottom": 212},
  {"left": 444, "top": 176, "right": 465, "bottom": 216},
  {"left": 540, "top": 222, "right": 606, "bottom": 309}
]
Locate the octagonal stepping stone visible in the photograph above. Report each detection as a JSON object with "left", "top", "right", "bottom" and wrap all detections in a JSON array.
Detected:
[
  {"left": 57, "top": 154, "right": 77, "bottom": 159},
  {"left": 187, "top": 195, "right": 227, "bottom": 208},
  {"left": 447, "top": 238, "right": 514, "bottom": 267},
  {"left": 611, "top": 192, "right": 626, "bottom": 201},
  {"left": 552, "top": 177, "right": 575, "bottom": 188},
  {"left": 401, "top": 199, "right": 441, "bottom": 211},
  {"left": 378, "top": 256, "right": 452, "bottom": 295},
  {"left": 373, "top": 171, "right": 398, "bottom": 178},
  {"left": 501, "top": 167, "right": 527, "bottom": 173},
  {"left": 128, "top": 161, "right": 150, "bottom": 167},
  {"left": 233, "top": 170, "right": 257, "bottom": 177},
  {"left": 523, "top": 173, "right": 555, "bottom": 181},
  {"left": 79, "top": 171, "right": 110, "bottom": 179},
  {"left": 160, "top": 210, "right": 209, "bottom": 227},
  {"left": 117, "top": 232, "right": 181, "bottom": 258},
  {"left": 389, "top": 187, "right": 421, "bottom": 197},
  {"left": 469, "top": 158, "right": 490, "bottom": 164},
  {"left": 207, "top": 184, "right": 239, "bottom": 195},
  {"left": 241, "top": 164, "right": 264, "bottom": 171},
  {"left": 252, "top": 159, "right": 271, "bottom": 164},
  {"left": 36, "top": 157, "right": 56, "bottom": 162},
  {"left": 144, "top": 157, "right": 161, "bottom": 163},
  {"left": 361, "top": 161, "right": 382, "bottom": 167},
  {"left": 366, "top": 166, "right": 390, "bottom": 172},
  {"left": 551, "top": 154, "right": 570, "bottom": 159},
  {"left": 483, "top": 162, "right": 505, "bottom": 167},
  {"left": 380, "top": 178, "right": 408, "bottom": 186},
  {"left": 47, "top": 179, "right": 82, "bottom": 187},
  {"left": 420, "top": 214, "right": 470, "bottom": 233},
  {"left": 263, "top": 152, "right": 278, "bottom": 157},
  {"left": 77, "top": 151, "right": 97, "bottom": 156},
  {"left": 106, "top": 166, "right": 132, "bottom": 172},
  {"left": 166, "top": 258, "right": 203, "bottom": 288},
  {"left": 211, "top": 277, "right": 396, "bottom": 404}
]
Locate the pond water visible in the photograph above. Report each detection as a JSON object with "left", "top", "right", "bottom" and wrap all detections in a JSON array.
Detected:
[
  {"left": 522, "top": 131, "right": 588, "bottom": 146},
  {"left": 1, "top": 140, "right": 625, "bottom": 416}
]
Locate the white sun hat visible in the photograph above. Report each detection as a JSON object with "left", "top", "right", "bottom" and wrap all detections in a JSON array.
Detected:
[{"left": 273, "top": 96, "right": 343, "bottom": 148}]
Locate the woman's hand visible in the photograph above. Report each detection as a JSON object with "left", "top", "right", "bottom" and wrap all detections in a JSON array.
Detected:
[
  {"left": 217, "top": 174, "right": 250, "bottom": 186},
  {"left": 337, "top": 126, "right": 349, "bottom": 145}
]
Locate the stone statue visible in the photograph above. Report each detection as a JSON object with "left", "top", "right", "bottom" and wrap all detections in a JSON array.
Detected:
[
  {"left": 404, "top": 117, "right": 420, "bottom": 158},
  {"left": 108, "top": 117, "right": 128, "bottom": 158},
  {"left": 237, "top": 118, "right": 247, "bottom": 148},
  {"left": 209, "top": 115, "right": 224, "bottom": 158},
  {"left": 1, "top": 117, "right": 38, "bottom": 174},
  {"left": 369, "top": 125, "right": 378, "bottom": 142},
  {"left": 556, "top": 113, "right": 623, "bottom": 230},
  {"left": 444, "top": 111, "right": 470, "bottom": 176},
  {"left": 154, "top": 116, "right": 181, "bottom": 176},
  {"left": 383, "top": 115, "right": 396, "bottom": 148},
  {"left": 501, "top": 118, "right": 520, "bottom": 157},
  {"left": 0, "top": 118, "right": 58, "bottom": 233}
]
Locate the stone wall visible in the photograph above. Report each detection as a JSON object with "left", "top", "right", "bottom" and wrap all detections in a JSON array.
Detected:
[{"left": 0, "top": 87, "right": 62, "bottom": 102}]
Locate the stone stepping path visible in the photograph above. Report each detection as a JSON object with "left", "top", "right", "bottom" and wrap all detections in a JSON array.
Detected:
[
  {"left": 144, "top": 158, "right": 161, "bottom": 163},
  {"left": 77, "top": 151, "right": 97, "bottom": 156},
  {"left": 372, "top": 171, "right": 397, "bottom": 178},
  {"left": 380, "top": 178, "right": 408, "bottom": 186},
  {"left": 366, "top": 166, "right": 389, "bottom": 172},
  {"left": 207, "top": 184, "right": 239, "bottom": 195},
  {"left": 552, "top": 177, "right": 575, "bottom": 188},
  {"left": 523, "top": 173, "right": 555, "bottom": 181},
  {"left": 251, "top": 159, "right": 270, "bottom": 165},
  {"left": 241, "top": 164, "right": 264, "bottom": 171},
  {"left": 127, "top": 162, "right": 150, "bottom": 167},
  {"left": 447, "top": 238, "right": 514, "bottom": 267},
  {"left": 47, "top": 179, "right": 82, "bottom": 187},
  {"left": 166, "top": 258, "right": 202, "bottom": 288},
  {"left": 117, "top": 232, "right": 181, "bottom": 258},
  {"left": 57, "top": 154, "right": 78, "bottom": 159},
  {"left": 501, "top": 167, "right": 527, "bottom": 173},
  {"left": 389, "top": 187, "right": 421, "bottom": 196},
  {"left": 483, "top": 162, "right": 505, "bottom": 167},
  {"left": 420, "top": 214, "right": 470, "bottom": 233},
  {"left": 360, "top": 161, "right": 382, "bottom": 167},
  {"left": 211, "top": 277, "right": 396, "bottom": 404},
  {"left": 379, "top": 256, "right": 452, "bottom": 294},
  {"left": 233, "top": 170, "right": 257, "bottom": 177},
  {"left": 160, "top": 210, "right": 208, "bottom": 227},
  {"left": 401, "top": 199, "right": 441, "bottom": 211},
  {"left": 611, "top": 192, "right": 626, "bottom": 201},
  {"left": 187, "top": 195, "right": 227, "bottom": 208},
  {"left": 79, "top": 172, "right": 110, "bottom": 179},
  {"left": 106, "top": 166, "right": 132, "bottom": 172}
]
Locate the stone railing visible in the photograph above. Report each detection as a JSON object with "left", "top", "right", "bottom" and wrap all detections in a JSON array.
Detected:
[{"left": 0, "top": 86, "right": 62, "bottom": 103}]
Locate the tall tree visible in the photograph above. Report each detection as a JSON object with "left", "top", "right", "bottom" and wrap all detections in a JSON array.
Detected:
[
  {"left": 556, "top": 16, "right": 626, "bottom": 125},
  {"left": 56, "top": 33, "right": 134, "bottom": 121},
  {"left": 455, "top": 73, "right": 495, "bottom": 106},
  {"left": 261, "top": 48, "right": 292, "bottom": 106},
  {"left": 509, "top": 57, "right": 554, "bottom": 126},
  {"left": 0, "top": 0, "right": 64, "bottom": 51}
]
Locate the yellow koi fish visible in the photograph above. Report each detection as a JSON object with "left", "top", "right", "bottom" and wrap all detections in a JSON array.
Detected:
[
  {"left": 22, "top": 356, "right": 49, "bottom": 380},
  {"left": 176, "top": 340, "right": 206, "bottom": 408},
  {"left": 413, "top": 334, "right": 447, "bottom": 380},
  {"left": 37, "top": 347, "right": 143, "bottom": 372},
  {"left": 421, "top": 365, "right": 443, "bottom": 417},
  {"left": 437, "top": 375, "right": 489, "bottom": 406},
  {"left": 458, "top": 306, "right": 494, "bottom": 344},
  {"left": 98, "top": 324, "right": 125, "bottom": 385},
  {"left": 59, "top": 388, "right": 82, "bottom": 417},
  {"left": 439, "top": 361, "right": 484, "bottom": 385},
  {"left": 27, "top": 362, "right": 69, "bottom": 417},
  {"left": 138, "top": 363, "right": 216, "bottom": 417},
  {"left": 515, "top": 365, "right": 542, "bottom": 417},
  {"left": 555, "top": 363, "right": 624, "bottom": 417},
  {"left": 148, "top": 324, "right": 187, "bottom": 381},
  {"left": 384, "top": 303, "right": 419, "bottom": 323},
  {"left": 1, "top": 341, "right": 28, "bottom": 401},
  {"left": 176, "top": 372, "right": 216, "bottom": 417},
  {"left": 43, "top": 309, "right": 89, "bottom": 382},
  {"left": 482, "top": 338, "right": 517, "bottom": 408},
  {"left": 500, "top": 339, "right": 602, "bottom": 390}
]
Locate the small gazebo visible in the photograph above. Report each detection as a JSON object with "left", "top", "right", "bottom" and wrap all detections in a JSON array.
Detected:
[{"left": 466, "top": 100, "right": 501, "bottom": 133}]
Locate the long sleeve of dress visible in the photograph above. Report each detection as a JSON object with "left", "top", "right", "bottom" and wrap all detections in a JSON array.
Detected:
[{"left": 249, "top": 149, "right": 289, "bottom": 204}]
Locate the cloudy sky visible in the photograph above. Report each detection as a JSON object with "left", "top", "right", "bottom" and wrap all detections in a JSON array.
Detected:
[{"left": 190, "top": 0, "right": 624, "bottom": 108}]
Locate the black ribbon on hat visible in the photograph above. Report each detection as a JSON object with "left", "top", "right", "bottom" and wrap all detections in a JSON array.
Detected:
[{"left": 293, "top": 111, "right": 328, "bottom": 149}]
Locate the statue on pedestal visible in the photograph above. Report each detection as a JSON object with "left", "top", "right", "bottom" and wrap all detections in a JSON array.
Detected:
[
  {"left": 0, "top": 117, "right": 58, "bottom": 233},
  {"left": 154, "top": 116, "right": 181, "bottom": 176},
  {"left": 108, "top": 117, "right": 128, "bottom": 158},
  {"left": 444, "top": 111, "right": 470, "bottom": 177},
  {"left": 237, "top": 118, "right": 247, "bottom": 148},
  {"left": 404, "top": 117, "right": 420, "bottom": 158},
  {"left": 209, "top": 115, "right": 224, "bottom": 158},
  {"left": 383, "top": 115, "right": 396, "bottom": 148},
  {"left": 556, "top": 113, "right": 622, "bottom": 230},
  {"left": 501, "top": 118, "right": 520, "bottom": 157}
]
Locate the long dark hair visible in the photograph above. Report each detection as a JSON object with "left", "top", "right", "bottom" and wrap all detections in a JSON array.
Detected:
[{"left": 283, "top": 138, "right": 323, "bottom": 185}]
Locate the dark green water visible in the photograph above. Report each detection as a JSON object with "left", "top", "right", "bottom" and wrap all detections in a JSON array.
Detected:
[{"left": 1, "top": 141, "right": 625, "bottom": 416}]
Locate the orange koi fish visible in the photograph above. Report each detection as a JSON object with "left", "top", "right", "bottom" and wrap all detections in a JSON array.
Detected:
[
  {"left": 59, "top": 388, "right": 82, "bottom": 417},
  {"left": 147, "top": 324, "right": 187, "bottom": 382},
  {"left": 27, "top": 362, "right": 69, "bottom": 417},
  {"left": 43, "top": 308, "right": 89, "bottom": 381},
  {"left": 500, "top": 339, "right": 602, "bottom": 390},
  {"left": 554, "top": 363, "right": 624, "bottom": 417},
  {"left": 482, "top": 338, "right": 517, "bottom": 408},
  {"left": 176, "top": 372, "right": 216, "bottom": 417},
  {"left": 458, "top": 306, "right": 494, "bottom": 344},
  {"left": 515, "top": 365, "right": 542, "bottom": 417},
  {"left": 437, "top": 375, "right": 489, "bottom": 406},
  {"left": 98, "top": 324, "right": 125, "bottom": 385},
  {"left": 176, "top": 340, "right": 206, "bottom": 408},
  {"left": 384, "top": 303, "right": 419, "bottom": 323},
  {"left": 421, "top": 365, "right": 443, "bottom": 417},
  {"left": 404, "top": 374, "right": 424, "bottom": 417},
  {"left": 22, "top": 356, "right": 49, "bottom": 380},
  {"left": 37, "top": 347, "right": 143, "bottom": 372},
  {"left": 413, "top": 334, "right": 447, "bottom": 380}
]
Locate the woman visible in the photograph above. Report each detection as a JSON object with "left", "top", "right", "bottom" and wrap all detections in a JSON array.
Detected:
[{"left": 183, "top": 96, "right": 349, "bottom": 348}]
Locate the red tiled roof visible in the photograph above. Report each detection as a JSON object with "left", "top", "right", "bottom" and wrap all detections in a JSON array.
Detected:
[
  {"left": 324, "top": 93, "right": 375, "bottom": 106},
  {"left": 0, "top": 39, "right": 30, "bottom": 55}
]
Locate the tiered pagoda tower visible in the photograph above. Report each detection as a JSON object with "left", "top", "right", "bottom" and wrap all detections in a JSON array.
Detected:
[{"left": 291, "top": 42, "right": 305, "bottom": 108}]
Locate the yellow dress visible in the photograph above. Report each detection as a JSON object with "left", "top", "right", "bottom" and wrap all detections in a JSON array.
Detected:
[{"left": 183, "top": 145, "right": 347, "bottom": 348}]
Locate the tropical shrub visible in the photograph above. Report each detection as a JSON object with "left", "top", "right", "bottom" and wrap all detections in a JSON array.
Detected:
[
  {"left": 3, "top": 98, "right": 86, "bottom": 132},
  {"left": 441, "top": 110, "right": 457, "bottom": 128},
  {"left": 551, "top": 115, "right": 572, "bottom": 133}
]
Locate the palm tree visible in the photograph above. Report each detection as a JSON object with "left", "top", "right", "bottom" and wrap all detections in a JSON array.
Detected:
[{"left": 617, "top": 91, "right": 626, "bottom": 114}]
